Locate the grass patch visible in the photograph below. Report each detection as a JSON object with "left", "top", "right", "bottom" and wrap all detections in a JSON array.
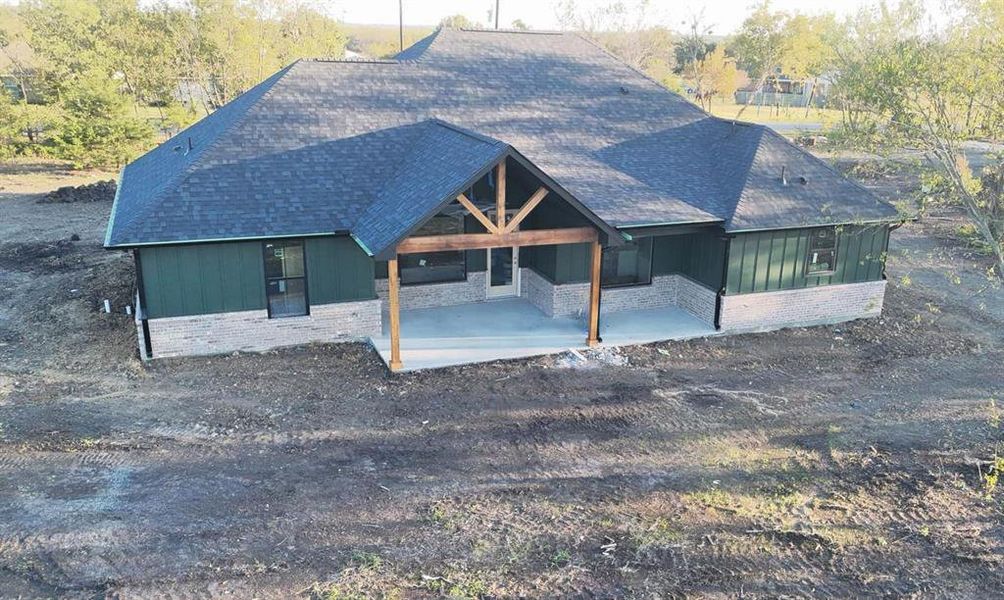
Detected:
[
  {"left": 631, "top": 516, "right": 684, "bottom": 551},
  {"left": 349, "top": 550, "right": 383, "bottom": 571},
  {"left": 421, "top": 571, "right": 490, "bottom": 599},
  {"left": 549, "top": 548, "right": 571, "bottom": 567},
  {"left": 424, "top": 501, "right": 460, "bottom": 531},
  {"left": 692, "top": 437, "right": 821, "bottom": 473},
  {"left": 813, "top": 525, "right": 876, "bottom": 549},
  {"left": 705, "top": 98, "right": 842, "bottom": 126},
  {"left": 683, "top": 485, "right": 807, "bottom": 520}
]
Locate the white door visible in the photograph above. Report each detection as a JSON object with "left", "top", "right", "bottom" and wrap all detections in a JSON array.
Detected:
[{"left": 487, "top": 209, "right": 520, "bottom": 298}]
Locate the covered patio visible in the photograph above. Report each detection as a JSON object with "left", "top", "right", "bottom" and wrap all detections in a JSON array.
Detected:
[
  {"left": 376, "top": 155, "right": 620, "bottom": 372},
  {"left": 370, "top": 297, "right": 716, "bottom": 372}
]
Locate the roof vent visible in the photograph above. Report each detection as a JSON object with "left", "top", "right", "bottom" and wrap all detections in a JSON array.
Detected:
[
  {"left": 781, "top": 166, "right": 788, "bottom": 186},
  {"left": 618, "top": 86, "right": 629, "bottom": 95},
  {"left": 798, "top": 176, "right": 808, "bottom": 185},
  {"left": 185, "top": 137, "right": 194, "bottom": 155}
]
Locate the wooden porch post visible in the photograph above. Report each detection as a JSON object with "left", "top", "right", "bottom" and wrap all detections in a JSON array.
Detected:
[
  {"left": 587, "top": 239, "right": 601, "bottom": 347},
  {"left": 495, "top": 160, "right": 506, "bottom": 229},
  {"left": 388, "top": 255, "right": 403, "bottom": 371}
]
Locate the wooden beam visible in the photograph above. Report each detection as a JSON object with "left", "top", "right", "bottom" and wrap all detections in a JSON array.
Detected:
[
  {"left": 387, "top": 256, "right": 403, "bottom": 371},
  {"left": 587, "top": 239, "right": 601, "bottom": 347},
  {"left": 397, "top": 227, "right": 597, "bottom": 254},
  {"left": 495, "top": 160, "right": 506, "bottom": 229},
  {"left": 456, "top": 193, "right": 498, "bottom": 234},
  {"left": 502, "top": 187, "right": 548, "bottom": 234}
]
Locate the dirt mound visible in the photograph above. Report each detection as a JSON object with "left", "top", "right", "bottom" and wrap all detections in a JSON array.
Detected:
[
  {"left": 37, "top": 180, "right": 116, "bottom": 204},
  {"left": 0, "top": 240, "right": 82, "bottom": 273}
]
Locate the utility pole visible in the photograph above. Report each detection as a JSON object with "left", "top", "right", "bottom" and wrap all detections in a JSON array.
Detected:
[
  {"left": 494, "top": 0, "right": 499, "bottom": 29},
  {"left": 399, "top": 0, "right": 404, "bottom": 53}
]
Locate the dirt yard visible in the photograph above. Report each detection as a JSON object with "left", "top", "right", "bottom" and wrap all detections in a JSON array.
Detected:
[{"left": 0, "top": 157, "right": 1002, "bottom": 599}]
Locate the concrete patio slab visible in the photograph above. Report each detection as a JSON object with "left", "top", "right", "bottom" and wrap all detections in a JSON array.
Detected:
[{"left": 370, "top": 298, "right": 717, "bottom": 371}]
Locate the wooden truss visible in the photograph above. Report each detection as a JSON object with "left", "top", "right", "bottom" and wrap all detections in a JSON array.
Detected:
[{"left": 386, "top": 160, "right": 602, "bottom": 371}]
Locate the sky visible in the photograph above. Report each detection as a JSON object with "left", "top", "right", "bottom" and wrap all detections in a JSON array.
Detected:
[
  {"left": 0, "top": 0, "right": 950, "bottom": 35},
  {"left": 332, "top": 0, "right": 947, "bottom": 34}
]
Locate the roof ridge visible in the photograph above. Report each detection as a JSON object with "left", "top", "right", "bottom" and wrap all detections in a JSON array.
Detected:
[
  {"left": 109, "top": 62, "right": 300, "bottom": 244},
  {"left": 393, "top": 28, "right": 443, "bottom": 61},
  {"left": 425, "top": 118, "right": 507, "bottom": 147},
  {"left": 723, "top": 123, "right": 769, "bottom": 227},
  {"left": 305, "top": 57, "right": 399, "bottom": 64},
  {"left": 455, "top": 27, "right": 565, "bottom": 35}
]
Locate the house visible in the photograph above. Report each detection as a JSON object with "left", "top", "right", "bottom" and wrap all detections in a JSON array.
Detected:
[
  {"left": 105, "top": 29, "right": 899, "bottom": 371},
  {"left": 735, "top": 71, "right": 829, "bottom": 108}
]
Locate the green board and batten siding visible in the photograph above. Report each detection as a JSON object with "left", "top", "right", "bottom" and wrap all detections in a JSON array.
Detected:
[
  {"left": 304, "top": 237, "right": 376, "bottom": 304},
  {"left": 724, "top": 225, "right": 889, "bottom": 295},
  {"left": 139, "top": 236, "right": 375, "bottom": 319},
  {"left": 139, "top": 241, "right": 266, "bottom": 318},
  {"left": 653, "top": 233, "right": 726, "bottom": 289},
  {"left": 524, "top": 231, "right": 727, "bottom": 288}
]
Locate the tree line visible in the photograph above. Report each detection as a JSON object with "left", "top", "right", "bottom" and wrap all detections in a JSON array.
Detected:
[{"left": 0, "top": 0, "right": 346, "bottom": 168}]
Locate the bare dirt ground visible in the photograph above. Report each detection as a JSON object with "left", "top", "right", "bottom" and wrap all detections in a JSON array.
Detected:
[{"left": 0, "top": 157, "right": 1002, "bottom": 599}]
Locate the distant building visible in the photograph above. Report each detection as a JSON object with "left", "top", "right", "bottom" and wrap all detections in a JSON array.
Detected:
[
  {"left": 1, "top": 71, "right": 42, "bottom": 103},
  {"left": 735, "top": 70, "right": 829, "bottom": 108}
]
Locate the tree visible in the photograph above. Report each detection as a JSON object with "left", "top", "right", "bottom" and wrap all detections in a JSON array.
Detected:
[
  {"left": 731, "top": 3, "right": 838, "bottom": 117},
  {"left": 275, "top": 3, "right": 347, "bottom": 63},
  {"left": 673, "top": 28, "right": 713, "bottom": 74},
  {"left": 0, "top": 7, "right": 37, "bottom": 102},
  {"left": 510, "top": 19, "right": 529, "bottom": 30},
  {"left": 556, "top": 1, "right": 675, "bottom": 73},
  {"left": 438, "top": 14, "right": 479, "bottom": 30},
  {"left": 0, "top": 89, "right": 20, "bottom": 159},
  {"left": 46, "top": 71, "right": 153, "bottom": 168},
  {"left": 676, "top": 11, "right": 715, "bottom": 104},
  {"left": 691, "top": 46, "right": 740, "bottom": 109},
  {"left": 781, "top": 13, "right": 836, "bottom": 114},
  {"left": 831, "top": 0, "right": 1004, "bottom": 279},
  {"left": 730, "top": 0, "right": 786, "bottom": 93}
]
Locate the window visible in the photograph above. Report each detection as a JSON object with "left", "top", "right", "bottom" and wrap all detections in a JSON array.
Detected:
[
  {"left": 399, "top": 215, "right": 466, "bottom": 285},
  {"left": 263, "top": 240, "right": 308, "bottom": 317},
  {"left": 601, "top": 238, "right": 653, "bottom": 288},
  {"left": 805, "top": 228, "right": 838, "bottom": 275}
]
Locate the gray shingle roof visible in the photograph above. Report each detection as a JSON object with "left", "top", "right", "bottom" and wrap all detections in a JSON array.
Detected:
[{"left": 106, "top": 28, "right": 898, "bottom": 250}]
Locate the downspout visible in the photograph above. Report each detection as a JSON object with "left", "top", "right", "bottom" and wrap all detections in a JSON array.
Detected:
[
  {"left": 714, "top": 234, "right": 733, "bottom": 330},
  {"left": 133, "top": 250, "right": 153, "bottom": 360}
]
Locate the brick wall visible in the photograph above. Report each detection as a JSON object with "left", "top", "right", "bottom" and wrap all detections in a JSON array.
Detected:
[
  {"left": 520, "top": 270, "right": 717, "bottom": 323},
  {"left": 144, "top": 298, "right": 382, "bottom": 359},
  {"left": 719, "top": 280, "right": 886, "bottom": 333},
  {"left": 676, "top": 276, "right": 718, "bottom": 326},
  {"left": 602, "top": 275, "right": 679, "bottom": 315},
  {"left": 375, "top": 272, "right": 488, "bottom": 310}
]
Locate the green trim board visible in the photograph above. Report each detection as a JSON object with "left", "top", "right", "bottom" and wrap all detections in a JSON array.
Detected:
[
  {"left": 102, "top": 168, "right": 126, "bottom": 247},
  {"left": 107, "top": 231, "right": 345, "bottom": 249},
  {"left": 724, "top": 224, "right": 889, "bottom": 295},
  {"left": 725, "top": 218, "right": 902, "bottom": 234}
]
